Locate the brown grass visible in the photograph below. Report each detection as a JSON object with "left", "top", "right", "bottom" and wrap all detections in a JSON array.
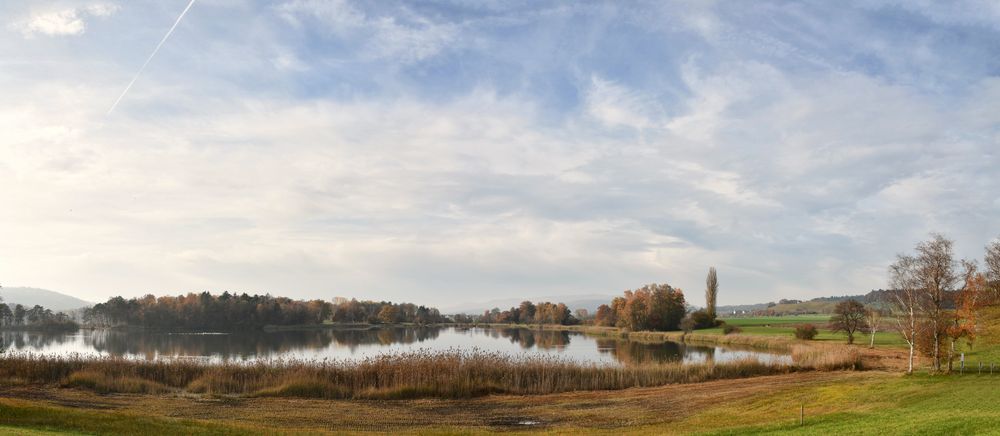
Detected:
[
  {"left": 64, "top": 369, "right": 171, "bottom": 394},
  {"left": 0, "top": 350, "right": 817, "bottom": 399},
  {"left": 791, "top": 344, "right": 862, "bottom": 370},
  {"left": 0, "top": 337, "right": 864, "bottom": 400}
]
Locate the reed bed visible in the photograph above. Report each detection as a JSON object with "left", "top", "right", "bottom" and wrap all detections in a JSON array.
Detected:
[
  {"left": 791, "top": 345, "right": 862, "bottom": 370},
  {"left": 681, "top": 333, "right": 796, "bottom": 351},
  {"left": 0, "top": 346, "right": 857, "bottom": 399}
]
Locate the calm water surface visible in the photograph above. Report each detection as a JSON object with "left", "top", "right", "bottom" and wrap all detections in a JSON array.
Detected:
[{"left": 0, "top": 326, "right": 790, "bottom": 365}]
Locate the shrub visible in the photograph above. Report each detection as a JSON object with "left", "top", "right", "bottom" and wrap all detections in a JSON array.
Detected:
[
  {"left": 794, "top": 324, "right": 818, "bottom": 340},
  {"left": 722, "top": 324, "right": 742, "bottom": 335},
  {"left": 690, "top": 310, "right": 717, "bottom": 329},
  {"left": 680, "top": 315, "right": 696, "bottom": 333}
]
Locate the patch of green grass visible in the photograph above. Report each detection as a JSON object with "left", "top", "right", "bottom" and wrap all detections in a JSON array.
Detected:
[
  {"left": 0, "top": 399, "right": 256, "bottom": 436},
  {"left": 683, "top": 373, "right": 1000, "bottom": 435},
  {"left": 718, "top": 315, "right": 831, "bottom": 326},
  {"left": 0, "top": 425, "right": 85, "bottom": 435},
  {"left": 705, "top": 315, "right": 909, "bottom": 348}
]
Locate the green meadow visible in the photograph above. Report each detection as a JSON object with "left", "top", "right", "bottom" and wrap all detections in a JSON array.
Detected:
[{"left": 705, "top": 315, "right": 908, "bottom": 348}]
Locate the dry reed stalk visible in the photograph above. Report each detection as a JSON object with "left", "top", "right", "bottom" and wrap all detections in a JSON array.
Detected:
[{"left": 0, "top": 346, "right": 857, "bottom": 399}]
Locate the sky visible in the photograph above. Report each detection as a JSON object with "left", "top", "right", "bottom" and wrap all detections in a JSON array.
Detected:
[{"left": 1, "top": 0, "right": 999, "bottom": 308}]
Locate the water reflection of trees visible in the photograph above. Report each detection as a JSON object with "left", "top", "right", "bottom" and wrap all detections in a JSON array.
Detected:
[
  {"left": 1, "top": 326, "right": 773, "bottom": 366},
  {"left": 595, "top": 339, "right": 717, "bottom": 365},
  {"left": 478, "top": 328, "right": 728, "bottom": 365},
  {"left": 0, "top": 331, "right": 80, "bottom": 351},
  {"left": 82, "top": 326, "right": 442, "bottom": 360},
  {"left": 495, "top": 328, "right": 572, "bottom": 350},
  {"left": 450, "top": 327, "right": 573, "bottom": 350}
]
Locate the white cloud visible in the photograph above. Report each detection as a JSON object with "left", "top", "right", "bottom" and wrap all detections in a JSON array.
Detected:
[
  {"left": 84, "top": 3, "right": 119, "bottom": 17},
  {"left": 10, "top": 3, "right": 118, "bottom": 37},
  {"left": 585, "top": 76, "right": 661, "bottom": 130},
  {"left": 271, "top": 51, "right": 308, "bottom": 72},
  {"left": 277, "top": 0, "right": 457, "bottom": 63}
]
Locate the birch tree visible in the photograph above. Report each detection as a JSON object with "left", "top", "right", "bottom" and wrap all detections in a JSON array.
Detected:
[
  {"left": 888, "top": 254, "right": 920, "bottom": 374},
  {"left": 914, "top": 234, "right": 961, "bottom": 372},
  {"left": 865, "top": 306, "right": 884, "bottom": 349}
]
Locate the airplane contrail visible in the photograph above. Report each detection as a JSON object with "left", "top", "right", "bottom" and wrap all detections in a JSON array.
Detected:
[{"left": 107, "top": 0, "right": 197, "bottom": 115}]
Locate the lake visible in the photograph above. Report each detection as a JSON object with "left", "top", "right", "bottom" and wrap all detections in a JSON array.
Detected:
[{"left": 0, "top": 326, "right": 790, "bottom": 366}]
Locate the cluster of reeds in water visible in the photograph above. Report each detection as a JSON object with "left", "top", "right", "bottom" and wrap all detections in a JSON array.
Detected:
[{"left": 0, "top": 346, "right": 860, "bottom": 399}]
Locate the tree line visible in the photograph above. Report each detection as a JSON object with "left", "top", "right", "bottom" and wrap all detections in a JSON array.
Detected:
[
  {"left": 83, "top": 292, "right": 447, "bottom": 330},
  {"left": 0, "top": 301, "right": 78, "bottom": 331},
  {"left": 464, "top": 301, "right": 580, "bottom": 325},
  {"left": 458, "top": 271, "right": 721, "bottom": 332}
]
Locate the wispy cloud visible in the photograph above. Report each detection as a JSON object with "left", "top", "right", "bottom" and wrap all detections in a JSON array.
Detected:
[
  {"left": 277, "top": 0, "right": 457, "bottom": 63},
  {"left": 585, "top": 76, "right": 661, "bottom": 130},
  {"left": 10, "top": 2, "right": 118, "bottom": 37}
]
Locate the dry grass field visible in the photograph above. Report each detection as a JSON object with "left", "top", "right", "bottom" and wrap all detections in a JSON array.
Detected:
[
  {"left": 0, "top": 371, "right": 874, "bottom": 434},
  {"left": 3, "top": 367, "right": 1000, "bottom": 435}
]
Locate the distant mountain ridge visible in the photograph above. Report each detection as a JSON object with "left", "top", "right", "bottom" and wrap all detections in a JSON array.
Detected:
[{"left": 0, "top": 287, "right": 92, "bottom": 311}]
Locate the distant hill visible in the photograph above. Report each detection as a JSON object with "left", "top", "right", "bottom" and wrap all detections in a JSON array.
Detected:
[
  {"left": 718, "top": 292, "right": 880, "bottom": 317},
  {"left": 715, "top": 302, "right": 770, "bottom": 314},
  {"left": 0, "top": 287, "right": 91, "bottom": 311},
  {"left": 443, "top": 294, "right": 614, "bottom": 315}
]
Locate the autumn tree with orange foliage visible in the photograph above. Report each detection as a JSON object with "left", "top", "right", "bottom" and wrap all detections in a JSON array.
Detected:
[
  {"left": 593, "top": 304, "right": 616, "bottom": 327},
  {"left": 604, "top": 283, "right": 686, "bottom": 331},
  {"left": 946, "top": 260, "right": 999, "bottom": 371}
]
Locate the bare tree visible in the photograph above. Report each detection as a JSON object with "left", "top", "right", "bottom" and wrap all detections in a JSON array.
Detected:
[
  {"left": 986, "top": 237, "right": 1000, "bottom": 300},
  {"left": 705, "top": 267, "right": 718, "bottom": 319},
  {"left": 829, "top": 299, "right": 868, "bottom": 344},
  {"left": 914, "top": 234, "right": 961, "bottom": 372},
  {"left": 888, "top": 254, "right": 920, "bottom": 374}
]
